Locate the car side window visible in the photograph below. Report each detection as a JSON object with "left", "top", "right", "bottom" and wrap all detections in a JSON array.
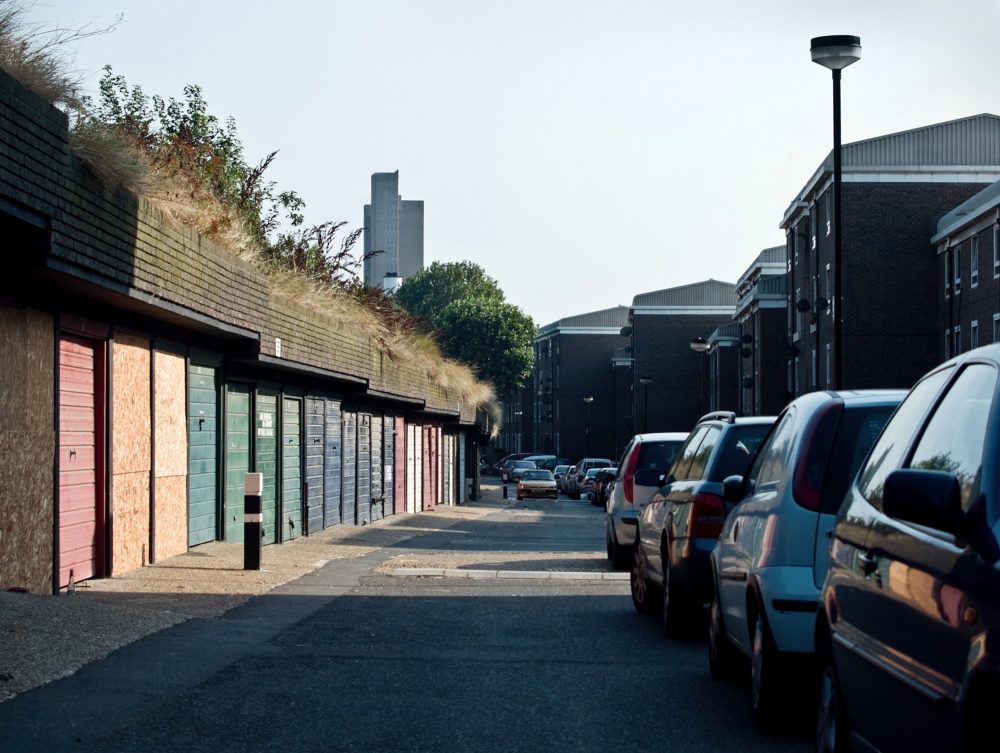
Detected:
[
  {"left": 687, "top": 426, "right": 721, "bottom": 480},
  {"left": 908, "top": 364, "right": 997, "bottom": 512},
  {"left": 671, "top": 426, "right": 710, "bottom": 481},
  {"left": 754, "top": 410, "right": 797, "bottom": 490},
  {"left": 859, "top": 367, "right": 953, "bottom": 509}
]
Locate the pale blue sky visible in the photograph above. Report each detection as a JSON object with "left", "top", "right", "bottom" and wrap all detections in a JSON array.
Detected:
[{"left": 24, "top": 1, "right": 1000, "bottom": 327}]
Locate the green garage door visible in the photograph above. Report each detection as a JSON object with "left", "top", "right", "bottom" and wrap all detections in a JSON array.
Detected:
[
  {"left": 282, "top": 397, "right": 302, "bottom": 540},
  {"left": 256, "top": 390, "right": 278, "bottom": 545},
  {"left": 188, "top": 364, "right": 219, "bottom": 546},
  {"left": 225, "top": 383, "right": 251, "bottom": 543}
]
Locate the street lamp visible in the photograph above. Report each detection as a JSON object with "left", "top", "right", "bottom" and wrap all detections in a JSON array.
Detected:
[
  {"left": 811, "top": 35, "right": 861, "bottom": 390},
  {"left": 690, "top": 337, "right": 711, "bottom": 418},
  {"left": 638, "top": 375, "right": 653, "bottom": 433},
  {"left": 513, "top": 410, "right": 522, "bottom": 453},
  {"left": 583, "top": 395, "right": 593, "bottom": 457}
]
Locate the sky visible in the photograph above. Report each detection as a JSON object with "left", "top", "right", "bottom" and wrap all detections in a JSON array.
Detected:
[{"left": 22, "top": 0, "right": 1000, "bottom": 327}]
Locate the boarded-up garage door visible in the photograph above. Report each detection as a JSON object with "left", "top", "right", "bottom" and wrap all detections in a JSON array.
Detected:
[
  {"left": 305, "top": 397, "right": 324, "bottom": 535},
  {"left": 225, "top": 384, "right": 251, "bottom": 543},
  {"left": 282, "top": 397, "right": 302, "bottom": 540},
  {"left": 342, "top": 411, "right": 357, "bottom": 525},
  {"left": 58, "top": 335, "right": 103, "bottom": 587},
  {"left": 187, "top": 364, "right": 218, "bottom": 546}
]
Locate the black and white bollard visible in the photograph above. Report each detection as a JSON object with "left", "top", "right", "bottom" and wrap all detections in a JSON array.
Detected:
[
  {"left": 244, "top": 472, "right": 263, "bottom": 570},
  {"left": 502, "top": 482, "right": 508, "bottom": 499}
]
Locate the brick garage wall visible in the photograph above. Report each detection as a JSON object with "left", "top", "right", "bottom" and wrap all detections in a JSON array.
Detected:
[
  {"left": 632, "top": 312, "right": 733, "bottom": 432},
  {"left": 0, "top": 69, "right": 476, "bottom": 421}
]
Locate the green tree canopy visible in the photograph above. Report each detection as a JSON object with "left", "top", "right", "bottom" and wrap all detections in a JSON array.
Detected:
[
  {"left": 395, "top": 261, "right": 504, "bottom": 326},
  {"left": 435, "top": 298, "right": 535, "bottom": 397}
]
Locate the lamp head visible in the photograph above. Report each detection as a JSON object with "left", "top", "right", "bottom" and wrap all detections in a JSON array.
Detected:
[{"left": 811, "top": 35, "right": 861, "bottom": 70}]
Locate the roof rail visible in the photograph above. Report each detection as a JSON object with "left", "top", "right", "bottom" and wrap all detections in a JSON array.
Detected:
[{"left": 698, "top": 410, "right": 737, "bottom": 424}]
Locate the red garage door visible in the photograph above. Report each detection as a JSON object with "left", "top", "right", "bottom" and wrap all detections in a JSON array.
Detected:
[{"left": 58, "top": 335, "right": 105, "bottom": 587}]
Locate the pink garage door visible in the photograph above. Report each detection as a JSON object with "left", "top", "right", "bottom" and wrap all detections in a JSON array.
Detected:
[{"left": 58, "top": 335, "right": 103, "bottom": 587}]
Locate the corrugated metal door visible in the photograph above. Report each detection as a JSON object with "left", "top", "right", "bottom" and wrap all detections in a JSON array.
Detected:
[
  {"left": 422, "top": 427, "right": 433, "bottom": 511},
  {"left": 370, "top": 414, "right": 383, "bottom": 521},
  {"left": 383, "top": 415, "right": 395, "bottom": 516},
  {"left": 394, "top": 416, "right": 405, "bottom": 514},
  {"left": 281, "top": 397, "right": 302, "bottom": 540},
  {"left": 58, "top": 335, "right": 103, "bottom": 587},
  {"left": 256, "top": 391, "right": 278, "bottom": 545},
  {"left": 187, "top": 363, "right": 218, "bottom": 546},
  {"left": 225, "top": 383, "right": 251, "bottom": 543},
  {"left": 341, "top": 410, "right": 357, "bottom": 525},
  {"left": 304, "top": 397, "right": 325, "bottom": 535},
  {"left": 442, "top": 433, "right": 452, "bottom": 507},
  {"left": 357, "top": 413, "right": 371, "bottom": 524},
  {"left": 324, "top": 398, "right": 342, "bottom": 527}
]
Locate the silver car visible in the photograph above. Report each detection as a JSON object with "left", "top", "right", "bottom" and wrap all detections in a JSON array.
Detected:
[{"left": 605, "top": 433, "right": 686, "bottom": 569}]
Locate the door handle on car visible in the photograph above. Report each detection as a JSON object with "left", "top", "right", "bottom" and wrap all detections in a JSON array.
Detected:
[{"left": 858, "top": 552, "right": 878, "bottom": 575}]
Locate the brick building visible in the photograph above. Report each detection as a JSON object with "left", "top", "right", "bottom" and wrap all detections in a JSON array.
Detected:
[
  {"left": 628, "top": 280, "right": 736, "bottom": 432},
  {"left": 780, "top": 114, "right": 1000, "bottom": 396},
  {"left": 532, "top": 307, "right": 630, "bottom": 461},
  {"left": 733, "top": 246, "right": 788, "bottom": 415},
  {"left": 932, "top": 178, "right": 1000, "bottom": 357},
  {"left": 704, "top": 322, "right": 740, "bottom": 414}
]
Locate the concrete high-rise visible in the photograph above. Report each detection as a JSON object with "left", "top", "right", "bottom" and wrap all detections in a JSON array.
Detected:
[{"left": 363, "top": 171, "right": 424, "bottom": 290}]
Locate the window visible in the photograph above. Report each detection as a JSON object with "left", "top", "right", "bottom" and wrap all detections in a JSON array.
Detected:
[
  {"left": 794, "top": 287, "right": 802, "bottom": 337},
  {"left": 811, "top": 348, "right": 818, "bottom": 388},
  {"left": 825, "top": 264, "right": 831, "bottom": 316},
  {"left": 810, "top": 206, "right": 818, "bottom": 250},
  {"left": 954, "top": 247, "right": 962, "bottom": 294},
  {"left": 909, "top": 364, "right": 997, "bottom": 512},
  {"left": 971, "top": 235, "right": 979, "bottom": 288},
  {"left": 825, "top": 191, "right": 832, "bottom": 236},
  {"left": 994, "top": 225, "right": 999, "bottom": 279},
  {"left": 945, "top": 330, "right": 950, "bottom": 360},
  {"left": 749, "top": 411, "right": 797, "bottom": 491},
  {"left": 671, "top": 426, "right": 711, "bottom": 481},
  {"left": 794, "top": 356, "right": 800, "bottom": 397},
  {"left": 971, "top": 320, "right": 979, "bottom": 350},
  {"left": 945, "top": 252, "right": 951, "bottom": 297},
  {"left": 858, "top": 367, "right": 954, "bottom": 509},
  {"left": 994, "top": 313, "right": 1000, "bottom": 343},
  {"left": 954, "top": 325, "right": 962, "bottom": 356},
  {"left": 825, "top": 344, "right": 831, "bottom": 388}
]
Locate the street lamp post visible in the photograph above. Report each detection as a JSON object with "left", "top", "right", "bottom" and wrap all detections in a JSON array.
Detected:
[
  {"left": 583, "top": 395, "right": 593, "bottom": 457},
  {"left": 811, "top": 35, "right": 861, "bottom": 391},
  {"left": 638, "top": 376, "right": 653, "bottom": 433},
  {"left": 690, "top": 337, "right": 711, "bottom": 419}
]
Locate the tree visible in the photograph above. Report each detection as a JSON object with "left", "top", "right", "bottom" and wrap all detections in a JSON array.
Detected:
[
  {"left": 394, "top": 261, "right": 504, "bottom": 326},
  {"left": 435, "top": 297, "right": 535, "bottom": 397}
]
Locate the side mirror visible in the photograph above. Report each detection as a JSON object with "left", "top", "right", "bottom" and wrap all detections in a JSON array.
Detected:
[
  {"left": 722, "top": 475, "right": 745, "bottom": 503},
  {"left": 883, "top": 469, "right": 965, "bottom": 535}
]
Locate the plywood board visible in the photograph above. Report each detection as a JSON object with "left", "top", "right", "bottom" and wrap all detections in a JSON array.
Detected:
[
  {"left": 113, "top": 335, "right": 151, "bottom": 474},
  {"left": 154, "top": 475, "right": 187, "bottom": 560},
  {"left": 111, "top": 470, "right": 150, "bottom": 574},
  {"left": 154, "top": 351, "right": 187, "bottom": 477},
  {"left": 0, "top": 308, "right": 55, "bottom": 593}
]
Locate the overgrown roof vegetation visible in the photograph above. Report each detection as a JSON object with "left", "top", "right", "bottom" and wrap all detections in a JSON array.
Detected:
[{"left": 0, "top": 1, "right": 500, "bottom": 413}]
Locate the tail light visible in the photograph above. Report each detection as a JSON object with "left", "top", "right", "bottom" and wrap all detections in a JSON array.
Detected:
[
  {"left": 792, "top": 402, "right": 841, "bottom": 512},
  {"left": 688, "top": 491, "right": 726, "bottom": 538},
  {"left": 623, "top": 446, "right": 641, "bottom": 504}
]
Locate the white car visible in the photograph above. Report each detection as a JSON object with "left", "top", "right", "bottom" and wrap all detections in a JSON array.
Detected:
[
  {"left": 708, "top": 389, "right": 904, "bottom": 730},
  {"left": 605, "top": 432, "right": 686, "bottom": 569},
  {"left": 516, "top": 469, "right": 558, "bottom": 500}
]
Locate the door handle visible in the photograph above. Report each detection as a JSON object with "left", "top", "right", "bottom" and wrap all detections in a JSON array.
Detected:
[{"left": 858, "top": 552, "right": 878, "bottom": 575}]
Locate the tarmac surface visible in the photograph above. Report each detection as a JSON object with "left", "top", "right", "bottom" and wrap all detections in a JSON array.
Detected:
[{"left": 0, "top": 482, "right": 623, "bottom": 703}]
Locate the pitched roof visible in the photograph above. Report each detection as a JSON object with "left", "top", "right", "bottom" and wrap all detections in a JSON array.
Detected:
[
  {"left": 932, "top": 177, "right": 1000, "bottom": 243},
  {"left": 537, "top": 305, "right": 630, "bottom": 336},
  {"left": 632, "top": 279, "right": 736, "bottom": 308}
]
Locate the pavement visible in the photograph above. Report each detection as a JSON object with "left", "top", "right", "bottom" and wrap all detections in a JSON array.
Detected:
[{"left": 0, "top": 482, "right": 622, "bottom": 703}]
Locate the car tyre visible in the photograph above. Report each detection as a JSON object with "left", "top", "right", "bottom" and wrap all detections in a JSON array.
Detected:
[
  {"left": 816, "top": 655, "right": 850, "bottom": 753},
  {"left": 750, "top": 609, "right": 786, "bottom": 731},
  {"left": 630, "top": 539, "right": 661, "bottom": 614},
  {"left": 708, "top": 579, "right": 740, "bottom": 681},
  {"left": 609, "top": 529, "right": 630, "bottom": 570},
  {"left": 661, "top": 555, "right": 685, "bottom": 638}
]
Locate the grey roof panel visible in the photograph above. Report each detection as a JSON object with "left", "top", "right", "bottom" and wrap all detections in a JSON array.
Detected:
[
  {"left": 632, "top": 279, "right": 737, "bottom": 307},
  {"left": 537, "top": 305, "right": 630, "bottom": 335},
  {"left": 736, "top": 245, "right": 786, "bottom": 286},
  {"left": 933, "top": 177, "right": 1000, "bottom": 241}
]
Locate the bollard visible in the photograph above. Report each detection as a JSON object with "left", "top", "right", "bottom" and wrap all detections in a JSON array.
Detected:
[
  {"left": 502, "top": 482, "right": 508, "bottom": 499},
  {"left": 244, "top": 472, "right": 263, "bottom": 570}
]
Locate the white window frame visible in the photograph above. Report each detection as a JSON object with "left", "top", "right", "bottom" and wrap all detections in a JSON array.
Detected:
[
  {"left": 954, "top": 247, "right": 962, "bottom": 294},
  {"left": 971, "top": 319, "right": 979, "bottom": 350},
  {"left": 954, "top": 325, "right": 962, "bottom": 356},
  {"left": 971, "top": 235, "right": 979, "bottom": 289}
]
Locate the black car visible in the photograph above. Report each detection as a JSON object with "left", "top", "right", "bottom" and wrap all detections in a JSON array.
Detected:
[
  {"left": 817, "top": 344, "right": 1000, "bottom": 753},
  {"left": 631, "top": 411, "right": 774, "bottom": 635}
]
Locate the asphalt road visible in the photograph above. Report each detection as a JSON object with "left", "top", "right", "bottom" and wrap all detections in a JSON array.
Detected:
[{"left": 0, "top": 495, "right": 811, "bottom": 753}]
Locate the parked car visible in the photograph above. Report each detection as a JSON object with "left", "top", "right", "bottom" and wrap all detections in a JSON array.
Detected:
[
  {"left": 493, "top": 452, "right": 534, "bottom": 475},
  {"left": 630, "top": 412, "right": 773, "bottom": 635},
  {"left": 708, "top": 389, "right": 905, "bottom": 729},
  {"left": 590, "top": 467, "right": 618, "bottom": 508},
  {"left": 579, "top": 467, "right": 605, "bottom": 501},
  {"left": 564, "top": 458, "right": 614, "bottom": 499},
  {"left": 816, "top": 346, "right": 1000, "bottom": 753},
  {"left": 552, "top": 464, "right": 572, "bottom": 492},
  {"left": 516, "top": 469, "right": 558, "bottom": 500},
  {"left": 507, "top": 460, "right": 537, "bottom": 484},
  {"left": 606, "top": 432, "right": 688, "bottom": 569},
  {"left": 535, "top": 456, "right": 570, "bottom": 471},
  {"left": 523, "top": 454, "right": 557, "bottom": 469}
]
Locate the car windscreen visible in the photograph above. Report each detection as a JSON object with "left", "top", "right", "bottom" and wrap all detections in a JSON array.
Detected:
[
  {"left": 819, "top": 405, "right": 897, "bottom": 514},
  {"left": 636, "top": 440, "right": 683, "bottom": 471},
  {"left": 709, "top": 424, "right": 772, "bottom": 481},
  {"left": 513, "top": 461, "right": 536, "bottom": 468},
  {"left": 522, "top": 470, "right": 553, "bottom": 481}
]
